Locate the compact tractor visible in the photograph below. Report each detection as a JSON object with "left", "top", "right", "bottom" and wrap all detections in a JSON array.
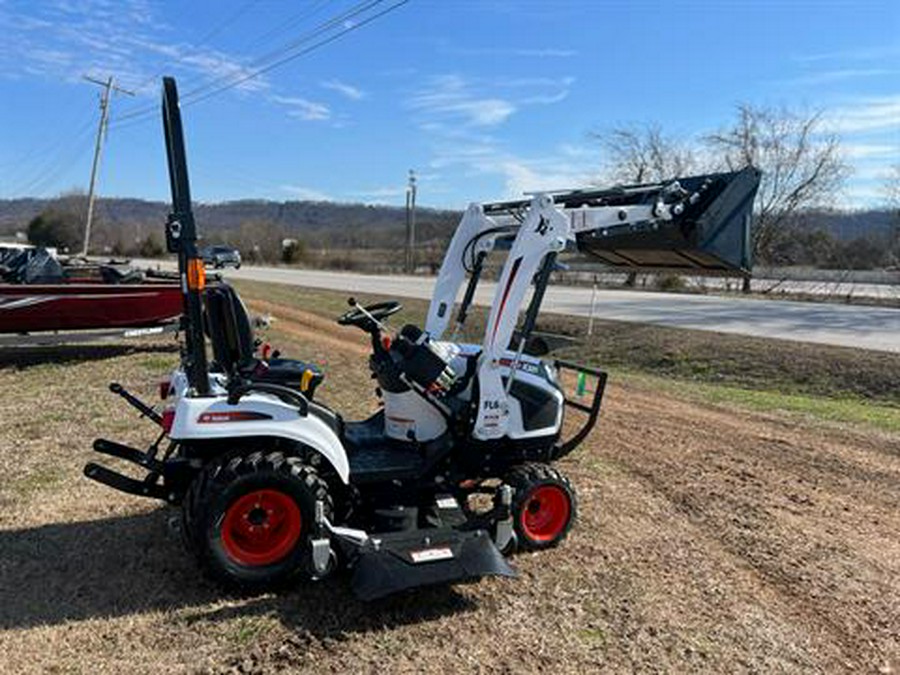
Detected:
[{"left": 84, "top": 78, "right": 760, "bottom": 600}]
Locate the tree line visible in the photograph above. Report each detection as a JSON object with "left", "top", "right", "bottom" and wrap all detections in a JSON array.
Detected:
[
  {"left": 593, "top": 103, "right": 899, "bottom": 285},
  {"left": 10, "top": 103, "right": 899, "bottom": 277}
]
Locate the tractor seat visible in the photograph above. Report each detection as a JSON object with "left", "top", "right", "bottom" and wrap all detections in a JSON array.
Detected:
[
  {"left": 247, "top": 358, "right": 324, "bottom": 398},
  {"left": 204, "top": 283, "right": 324, "bottom": 399}
]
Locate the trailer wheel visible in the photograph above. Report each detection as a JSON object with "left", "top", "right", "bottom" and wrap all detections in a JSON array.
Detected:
[
  {"left": 182, "top": 450, "right": 333, "bottom": 592},
  {"left": 504, "top": 463, "right": 577, "bottom": 552}
]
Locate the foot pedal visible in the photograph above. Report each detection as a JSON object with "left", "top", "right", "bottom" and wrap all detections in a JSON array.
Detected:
[
  {"left": 84, "top": 462, "right": 169, "bottom": 500},
  {"left": 310, "top": 538, "right": 335, "bottom": 580},
  {"left": 494, "top": 485, "right": 515, "bottom": 553}
]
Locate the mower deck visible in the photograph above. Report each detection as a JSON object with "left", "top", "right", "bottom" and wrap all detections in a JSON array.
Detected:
[{"left": 351, "top": 527, "right": 515, "bottom": 601}]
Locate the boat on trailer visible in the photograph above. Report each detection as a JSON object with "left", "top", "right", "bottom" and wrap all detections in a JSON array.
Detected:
[{"left": 0, "top": 245, "right": 182, "bottom": 343}]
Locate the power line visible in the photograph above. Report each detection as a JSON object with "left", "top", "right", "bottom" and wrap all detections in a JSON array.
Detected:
[
  {"left": 131, "top": 0, "right": 261, "bottom": 93},
  {"left": 15, "top": 130, "right": 97, "bottom": 198},
  {"left": 110, "top": 0, "right": 407, "bottom": 130},
  {"left": 186, "top": 0, "right": 407, "bottom": 107},
  {"left": 241, "top": 0, "right": 335, "bottom": 53},
  {"left": 112, "top": 0, "right": 386, "bottom": 126},
  {"left": 0, "top": 115, "right": 94, "bottom": 173},
  {"left": 4, "top": 0, "right": 410, "bottom": 199},
  {"left": 112, "top": 0, "right": 379, "bottom": 126}
]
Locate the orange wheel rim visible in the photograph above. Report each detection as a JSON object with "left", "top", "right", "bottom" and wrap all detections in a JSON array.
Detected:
[
  {"left": 521, "top": 485, "right": 571, "bottom": 542},
  {"left": 221, "top": 489, "right": 302, "bottom": 566}
]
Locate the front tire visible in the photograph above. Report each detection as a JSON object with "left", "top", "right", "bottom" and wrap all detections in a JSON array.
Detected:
[
  {"left": 182, "top": 450, "right": 333, "bottom": 592},
  {"left": 505, "top": 463, "right": 577, "bottom": 552}
]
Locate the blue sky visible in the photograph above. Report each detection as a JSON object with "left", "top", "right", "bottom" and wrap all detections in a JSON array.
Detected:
[{"left": 0, "top": 0, "right": 897, "bottom": 209}]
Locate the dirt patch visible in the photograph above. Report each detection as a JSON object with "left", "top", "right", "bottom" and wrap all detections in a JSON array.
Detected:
[
  {"left": 247, "top": 299, "right": 370, "bottom": 356},
  {"left": 1, "top": 300, "right": 898, "bottom": 673}
]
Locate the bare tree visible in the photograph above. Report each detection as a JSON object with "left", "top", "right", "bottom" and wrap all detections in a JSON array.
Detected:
[
  {"left": 592, "top": 124, "right": 698, "bottom": 285},
  {"left": 593, "top": 124, "right": 697, "bottom": 184},
  {"left": 884, "top": 164, "right": 900, "bottom": 262},
  {"left": 883, "top": 164, "right": 900, "bottom": 213},
  {"left": 707, "top": 104, "right": 849, "bottom": 290}
]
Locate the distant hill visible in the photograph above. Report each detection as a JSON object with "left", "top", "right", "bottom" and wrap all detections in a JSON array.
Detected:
[
  {"left": 803, "top": 209, "right": 896, "bottom": 241},
  {"left": 0, "top": 197, "right": 462, "bottom": 248}
]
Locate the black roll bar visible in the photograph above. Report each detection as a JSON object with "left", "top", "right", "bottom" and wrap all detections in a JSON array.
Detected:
[{"left": 161, "top": 76, "right": 210, "bottom": 395}]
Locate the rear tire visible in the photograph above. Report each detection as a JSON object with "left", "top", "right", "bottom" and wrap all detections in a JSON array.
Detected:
[
  {"left": 505, "top": 463, "right": 576, "bottom": 552},
  {"left": 182, "top": 450, "right": 333, "bottom": 592}
]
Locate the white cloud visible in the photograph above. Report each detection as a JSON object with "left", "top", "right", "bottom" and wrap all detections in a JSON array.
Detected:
[
  {"left": 177, "top": 50, "right": 268, "bottom": 93},
  {"left": 836, "top": 183, "right": 891, "bottom": 209},
  {"left": 411, "top": 75, "right": 515, "bottom": 127},
  {"left": 0, "top": 1, "right": 269, "bottom": 95},
  {"left": 321, "top": 79, "right": 364, "bottom": 100},
  {"left": 410, "top": 74, "right": 574, "bottom": 130},
  {"left": 849, "top": 163, "right": 894, "bottom": 183},
  {"left": 280, "top": 185, "right": 330, "bottom": 201},
  {"left": 782, "top": 68, "right": 895, "bottom": 86},
  {"left": 824, "top": 95, "right": 900, "bottom": 133},
  {"left": 353, "top": 186, "right": 407, "bottom": 199},
  {"left": 520, "top": 89, "right": 570, "bottom": 105},
  {"left": 411, "top": 72, "right": 587, "bottom": 199},
  {"left": 795, "top": 44, "right": 900, "bottom": 63},
  {"left": 450, "top": 47, "right": 576, "bottom": 58},
  {"left": 497, "top": 76, "right": 576, "bottom": 89},
  {"left": 842, "top": 143, "right": 898, "bottom": 159},
  {"left": 270, "top": 95, "right": 331, "bottom": 121},
  {"left": 495, "top": 159, "right": 593, "bottom": 197},
  {"left": 426, "top": 133, "right": 596, "bottom": 199}
]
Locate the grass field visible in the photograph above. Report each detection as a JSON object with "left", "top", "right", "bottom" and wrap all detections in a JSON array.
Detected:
[{"left": 0, "top": 281, "right": 898, "bottom": 673}]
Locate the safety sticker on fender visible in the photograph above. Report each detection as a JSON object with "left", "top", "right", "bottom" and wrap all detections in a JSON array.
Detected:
[{"left": 410, "top": 547, "right": 454, "bottom": 563}]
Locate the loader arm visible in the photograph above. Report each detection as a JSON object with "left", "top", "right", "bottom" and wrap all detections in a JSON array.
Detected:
[
  {"left": 473, "top": 195, "right": 568, "bottom": 439},
  {"left": 463, "top": 167, "right": 761, "bottom": 440},
  {"left": 425, "top": 203, "right": 503, "bottom": 339}
]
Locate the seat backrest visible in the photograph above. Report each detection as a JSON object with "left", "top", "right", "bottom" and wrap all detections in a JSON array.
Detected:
[{"left": 205, "top": 284, "right": 256, "bottom": 373}]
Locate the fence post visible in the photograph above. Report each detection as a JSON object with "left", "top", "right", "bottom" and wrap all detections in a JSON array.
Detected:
[{"left": 587, "top": 277, "right": 598, "bottom": 337}]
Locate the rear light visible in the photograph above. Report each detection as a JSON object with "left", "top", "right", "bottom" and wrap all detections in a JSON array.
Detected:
[
  {"left": 159, "top": 379, "right": 172, "bottom": 400},
  {"left": 186, "top": 258, "right": 206, "bottom": 291},
  {"left": 161, "top": 407, "right": 176, "bottom": 434}
]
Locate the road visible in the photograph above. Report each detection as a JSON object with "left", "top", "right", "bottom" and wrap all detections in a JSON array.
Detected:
[{"left": 138, "top": 261, "right": 900, "bottom": 353}]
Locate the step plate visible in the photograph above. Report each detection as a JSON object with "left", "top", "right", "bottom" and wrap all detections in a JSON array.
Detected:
[
  {"left": 352, "top": 528, "right": 515, "bottom": 601},
  {"left": 348, "top": 446, "right": 426, "bottom": 484}
]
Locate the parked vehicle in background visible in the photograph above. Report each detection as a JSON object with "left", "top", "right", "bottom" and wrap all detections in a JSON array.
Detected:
[{"left": 201, "top": 244, "right": 241, "bottom": 269}]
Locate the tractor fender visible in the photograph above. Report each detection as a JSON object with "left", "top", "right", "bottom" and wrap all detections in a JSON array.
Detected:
[{"left": 169, "top": 394, "right": 350, "bottom": 483}]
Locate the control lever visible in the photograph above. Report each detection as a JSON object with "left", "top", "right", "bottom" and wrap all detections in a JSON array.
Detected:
[
  {"left": 348, "top": 297, "right": 391, "bottom": 333},
  {"left": 109, "top": 382, "right": 163, "bottom": 426}
]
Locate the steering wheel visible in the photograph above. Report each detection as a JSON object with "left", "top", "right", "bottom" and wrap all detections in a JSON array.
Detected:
[{"left": 336, "top": 298, "right": 403, "bottom": 331}]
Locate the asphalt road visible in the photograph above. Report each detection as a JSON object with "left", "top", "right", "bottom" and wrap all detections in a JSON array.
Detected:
[{"left": 138, "top": 261, "right": 900, "bottom": 353}]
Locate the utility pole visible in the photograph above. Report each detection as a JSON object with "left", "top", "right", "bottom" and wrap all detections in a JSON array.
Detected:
[
  {"left": 82, "top": 75, "right": 134, "bottom": 256},
  {"left": 404, "top": 169, "right": 417, "bottom": 274}
]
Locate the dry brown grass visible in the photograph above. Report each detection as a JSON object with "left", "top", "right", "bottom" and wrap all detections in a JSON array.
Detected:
[{"left": 0, "top": 292, "right": 898, "bottom": 674}]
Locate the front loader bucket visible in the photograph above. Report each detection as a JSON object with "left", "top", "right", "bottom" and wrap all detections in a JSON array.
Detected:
[{"left": 576, "top": 167, "right": 761, "bottom": 275}]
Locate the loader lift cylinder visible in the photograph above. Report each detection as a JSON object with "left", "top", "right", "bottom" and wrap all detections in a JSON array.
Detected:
[
  {"left": 454, "top": 250, "right": 487, "bottom": 336},
  {"left": 505, "top": 250, "right": 558, "bottom": 394}
]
